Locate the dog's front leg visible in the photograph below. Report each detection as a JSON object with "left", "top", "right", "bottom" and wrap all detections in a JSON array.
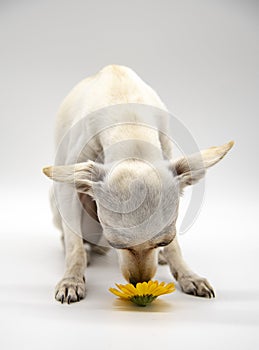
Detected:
[
  {"left": 55, "top": 224, "right": 87, "bottom": 304},
  {"left": 163, "top": 237, "right": 215, "bottom": 298}
]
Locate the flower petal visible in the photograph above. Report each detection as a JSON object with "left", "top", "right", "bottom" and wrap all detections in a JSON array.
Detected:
[
  {"left": 109, "top": 288, "right": 129, "bottom": 299},
  {"left": 118, "top": 286, "right": 135, "bottom": 297},
  {"left": 136, "top": 283, "right": 144, "bottom": 296},
  {"left": 115, "top": 283, "right": 125, "bottom": 291},
  {"left": 151, "top": 287, "right": 164, "bottom": 296},
  {"left": 141, "top": 282, "right": 148, "bottom": 295},
  {"left": 150, "top": 286, "right": 164, "bottom": 295},
  {"left": 147, "top": 281, "right": 159, "bottom": 294},
  {"left": 166, "top": 282, "right": 176, "bottom": 290},
  {"left": 152, "top": 284, "right": 175, "bottom": 296},
  {"left": 123, "top": 283, "right": 138, "bottom": 294}
]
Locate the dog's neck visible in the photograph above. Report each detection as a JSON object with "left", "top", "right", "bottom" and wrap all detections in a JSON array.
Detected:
[{"left": 100, "top": 124, "right": 164, "bottom": 163}]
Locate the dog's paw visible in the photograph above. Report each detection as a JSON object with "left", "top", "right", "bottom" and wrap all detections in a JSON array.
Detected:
[
  {"left": 179, "top": 275, "right": 215, "bottom": 298},
  {"left": 158, "top": 250, "right": 168, "bottom": 265},
  {"left": 55, "top": 276, "right": 86, "bottom": 304}
]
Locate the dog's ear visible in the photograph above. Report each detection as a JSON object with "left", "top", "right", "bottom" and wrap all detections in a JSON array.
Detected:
[
  {"left": 42, "top": 160, "right": 105, "bottom": 195},
  {"left": 170, "top": 141, "right": 234, "bottom": 188}
]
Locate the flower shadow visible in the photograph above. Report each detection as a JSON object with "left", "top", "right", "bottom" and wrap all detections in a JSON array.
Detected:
[{"left": 111, "top": 297, "right": 175, "bottom": 312}]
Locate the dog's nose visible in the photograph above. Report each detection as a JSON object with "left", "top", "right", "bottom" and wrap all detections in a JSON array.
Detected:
[
  {"left": 129, "top": 278, "right": 138, "bottom": 286},
  {"left": 129, "top": 277, "right": 149, "bottom": 286}
]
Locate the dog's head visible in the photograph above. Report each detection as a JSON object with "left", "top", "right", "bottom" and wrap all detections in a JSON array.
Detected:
[{"left": 43, "top": 141, "right": 233, "bottom": 284}]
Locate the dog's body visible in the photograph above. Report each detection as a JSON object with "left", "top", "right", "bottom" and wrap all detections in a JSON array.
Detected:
[{"left": 44, "top": 65, "right": 233, "bottom": 303}]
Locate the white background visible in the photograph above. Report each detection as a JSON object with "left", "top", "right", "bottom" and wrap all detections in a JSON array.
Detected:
[{"left": 0, "top": 1, "right": 258, "bottom": 349}]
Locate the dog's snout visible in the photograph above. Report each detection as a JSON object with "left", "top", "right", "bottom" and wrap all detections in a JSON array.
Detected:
[{"left": 120, "top": 247, "right": 158, "bottom": 286}]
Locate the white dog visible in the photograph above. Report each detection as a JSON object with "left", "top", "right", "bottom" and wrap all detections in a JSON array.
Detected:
[{"left": 43, "top": 65, "right": 233, "bottom": 303}]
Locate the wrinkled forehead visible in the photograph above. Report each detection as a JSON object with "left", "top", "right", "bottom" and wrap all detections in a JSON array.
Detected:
[{"left": 98, "top": 191, "right": 179, "bottom": 247}]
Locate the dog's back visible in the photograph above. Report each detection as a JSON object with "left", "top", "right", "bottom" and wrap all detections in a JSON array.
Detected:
[{"left": 54, "top": 65, "right": 167, "bottom": 145}]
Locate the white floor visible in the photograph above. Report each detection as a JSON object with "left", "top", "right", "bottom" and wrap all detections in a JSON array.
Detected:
[{"left": 0, "top": 190, "right": 258, "bottom": 350}]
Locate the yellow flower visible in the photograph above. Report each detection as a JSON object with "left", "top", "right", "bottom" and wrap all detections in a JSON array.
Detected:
[{"left": 109, "top": 280, "right": 175, "bottom": 306}]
